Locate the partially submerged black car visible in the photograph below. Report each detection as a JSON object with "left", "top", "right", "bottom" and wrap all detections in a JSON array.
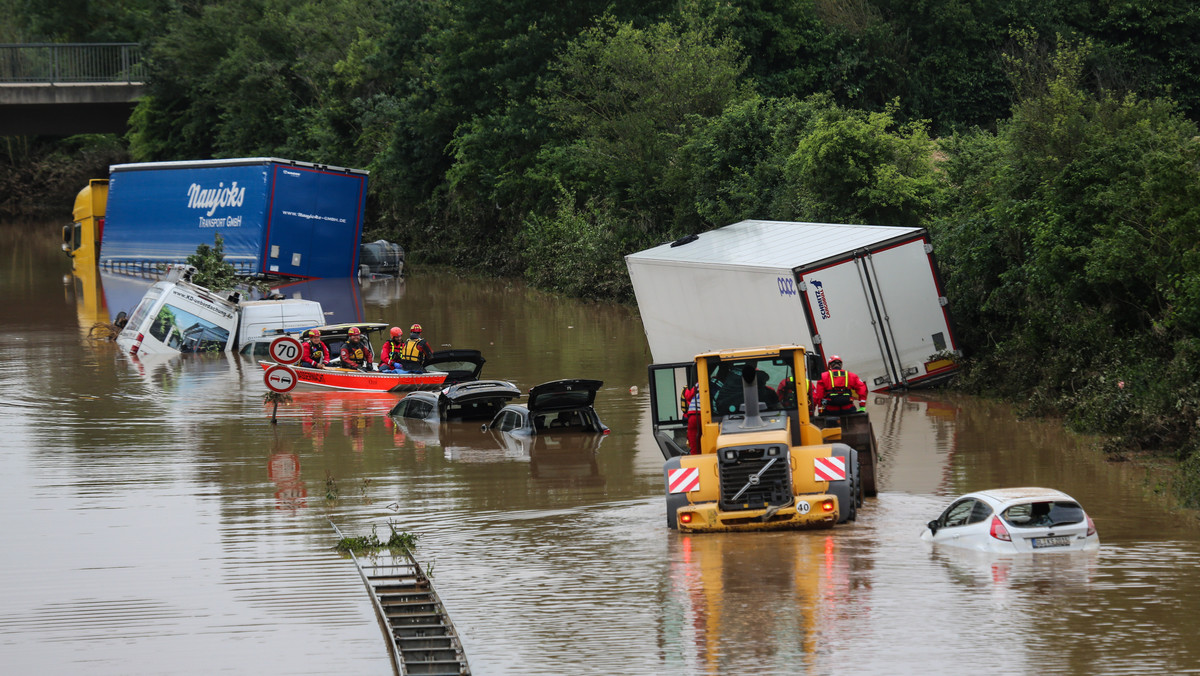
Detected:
[
  {"left": 389, "top": 379, "right": 522, "bottom": 423},
  {"left": 483, "top": 379, "right": 609, "bottom": 436},
  {"left": 425, "top": 349, "right": 487, "bottom": 385}
]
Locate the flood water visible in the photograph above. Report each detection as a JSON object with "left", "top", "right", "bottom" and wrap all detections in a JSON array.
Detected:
[{"left": 2, "top": 222, "right": 1199, "bottom": 675}]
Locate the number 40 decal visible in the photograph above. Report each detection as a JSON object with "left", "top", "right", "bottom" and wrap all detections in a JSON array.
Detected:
[{"left": 777, "top": 276, "right": 798, "bottom": 297}]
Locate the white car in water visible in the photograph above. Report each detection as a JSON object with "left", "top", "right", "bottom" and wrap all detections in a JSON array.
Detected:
[{"left": 921, "top": 487, "right": 1099, "bottom": 553}]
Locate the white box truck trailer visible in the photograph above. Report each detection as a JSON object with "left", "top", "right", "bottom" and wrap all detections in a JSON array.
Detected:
[{"left": 625, "top": 220, "right": 960, "bottom": 391}]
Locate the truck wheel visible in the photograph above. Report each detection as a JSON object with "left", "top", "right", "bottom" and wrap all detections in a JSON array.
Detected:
[
  {"left": 829, "top": 445, "right": 858, "bottom": 524},
  {"left": 860, "top": 423, "right": 879, "bottom": 498}
]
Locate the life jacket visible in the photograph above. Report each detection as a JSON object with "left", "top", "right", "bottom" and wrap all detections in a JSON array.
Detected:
[
  {"left": 381, "top": 338, "right": 402, "bottom": 364},
  {"left": 681, "top": 385, "right": 700, "bottom": 417},
  {"left": 401, "top": 337, "right": 427, "bottom": 363},
  {"left": 345, "top": 341, "right": 369, "bottom": 362},
  {"left": 824, "top": 370, "right": 854, "bottom": 406},
  {"left": 305, "top": 341, "right": 326, "bottom": 363}
]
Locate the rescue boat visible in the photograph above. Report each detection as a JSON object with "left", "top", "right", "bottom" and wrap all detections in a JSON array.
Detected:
[{"left": 258, "top": 361, "right": 448, "bottom": 392}]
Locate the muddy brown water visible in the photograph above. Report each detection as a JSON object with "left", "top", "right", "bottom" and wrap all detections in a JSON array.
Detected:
[{"left": 2, "top": 222, "right": 1199, "bottom": 675}]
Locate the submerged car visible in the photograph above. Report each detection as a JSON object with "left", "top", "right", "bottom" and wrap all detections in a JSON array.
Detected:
[
  {"left": 389, "top": 379, "right": 522, "bottom": 423},
  {"left": 921, "top": 487, "right": 1099, "bottom": 553},
  {"left": 424, "top": 349, "right": 487, "bottom": 385},
  {"left": 484, "top": 379, "right": 609, "bottom": 436}
]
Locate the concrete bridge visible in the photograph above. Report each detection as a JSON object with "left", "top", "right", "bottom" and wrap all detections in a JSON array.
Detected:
[{"left": 0, "top": 43, "right": 145, "bottom": 135}]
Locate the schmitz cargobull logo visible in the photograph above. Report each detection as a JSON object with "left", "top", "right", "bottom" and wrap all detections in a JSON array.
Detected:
[{"left": 812, "top": 280, "right": 832, "bottom": 319}]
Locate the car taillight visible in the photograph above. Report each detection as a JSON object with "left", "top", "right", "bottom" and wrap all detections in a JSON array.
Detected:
[
  {"left": 1086, "top": 515, "right": 1097, "bottom": 537},
  {"left": 989, "top": 516, "right": 1011, "bottom": 541},
  {"left": 821, "top": 499, "right": 835, "bottom": 513},
  {"left": 130, "top": 332, "right": 144, "bottom": 355},
  {"left": 602, "top": 429, "right": 610, "bottom": 435}
]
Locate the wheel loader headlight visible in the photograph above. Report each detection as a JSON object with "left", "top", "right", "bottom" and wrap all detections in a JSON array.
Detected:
[
  {"left": 723, "top": 450, "right": 736, "bottom": 461},
  {"left": 767, "top": 446, "right": 780, "bottom": 457}
]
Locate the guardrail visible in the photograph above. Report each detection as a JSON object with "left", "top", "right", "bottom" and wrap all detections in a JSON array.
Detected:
[{"left": 0, "top": 43, "right": 144, "bottom": 83}]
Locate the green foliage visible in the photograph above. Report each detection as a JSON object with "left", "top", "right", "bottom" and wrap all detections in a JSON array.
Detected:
[
  {"left": 18, "top": 0, "right": 172, "bottom": 42},
  {"left": 186, "top": 234, "right": 239, "bottom": 292},
  {"left": 334, "top": 525, "right": 419, "bottom": 554},
  {"left": 932, "top": 37, "right": 1200, "bottom": 501},
  {"left": 673, "top": 95, "right": 824, "bottom": 228},
  {"left": 783, "top": 101, "right": 942, "bottom": 227},
  {"left": 0, "top": 134, "right": 127, "bottom": 217},
  {"left": 520, "top": 186, "right": 637, "bottom": 301}
]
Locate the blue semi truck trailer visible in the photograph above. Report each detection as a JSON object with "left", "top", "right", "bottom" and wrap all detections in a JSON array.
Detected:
[{"left": 81, "top": 157, "right": 369, "bottom": 279}]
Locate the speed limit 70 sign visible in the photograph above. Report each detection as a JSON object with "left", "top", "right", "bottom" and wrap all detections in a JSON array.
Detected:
[{"left": 269, "top": 336, "right": 303, "bottom": 365}]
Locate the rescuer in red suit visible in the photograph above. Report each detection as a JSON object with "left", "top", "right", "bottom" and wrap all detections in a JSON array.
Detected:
[
  {"left": 300, "top": 329, "right": 329, "bottom": 369},
  {"left": 812, "top": 355, "right": 867, "bottom": 416},
  {"left": 680, "top": 383, "right": 701, "bottom": 454}
]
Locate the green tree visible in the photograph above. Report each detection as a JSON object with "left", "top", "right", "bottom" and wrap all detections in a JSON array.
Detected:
[
  {"left": 783, "top": 101, "right": 942, "bottom": 227},
  {"left": 672, "top": 94, "right": 829, "bottom": 229},
  {"left": 535, "top": 10, "right": 749, "bottom": 229}
]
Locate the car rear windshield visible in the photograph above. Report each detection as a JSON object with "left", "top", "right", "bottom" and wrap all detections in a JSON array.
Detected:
[{"left": 1000, "top": 501, "right": 1085, "bottom": 528}]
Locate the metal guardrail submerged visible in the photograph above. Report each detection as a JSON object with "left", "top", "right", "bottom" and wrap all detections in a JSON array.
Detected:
[
  {"left": 0, "top": 43, "right": 145, "bottom": 83},
  {"left": 330, "top": 521, "right": 472, "bottom": 676}
]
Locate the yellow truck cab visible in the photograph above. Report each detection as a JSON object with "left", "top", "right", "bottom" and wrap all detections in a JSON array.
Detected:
[
  {"left": 64, "top": 179, "right": 109, "bottom": 270},
  {"left": 649, "top": 345, "right": 865, "bottom": 532}
]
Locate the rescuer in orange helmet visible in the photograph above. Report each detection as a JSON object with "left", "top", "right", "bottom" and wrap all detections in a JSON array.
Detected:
[
  {"left": 340, "top": 326, "right": 375, "bottom": 371},
  {"left": 300, "top": 329, "right": 329, "bottom": 369},
  {"left": 378, "top": 326, "right": 405, "bottom": 373},
  {"left": 811, "top": 355, "right": 867, "bottom": 416},
  {"left": 398, "top": 323, "right": 433, "bottom": 373}
]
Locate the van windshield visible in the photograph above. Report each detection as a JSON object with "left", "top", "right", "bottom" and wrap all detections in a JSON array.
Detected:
[
  {"left": 122, "top": 286, "right": 163, "bottom": 336},
  {"left": 149, "top": 304, "right": 230, "bottom": 353}
]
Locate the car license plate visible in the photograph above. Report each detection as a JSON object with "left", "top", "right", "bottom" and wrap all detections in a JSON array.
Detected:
[{"left": 1032, "top": 536, "right": 1071, "bottom": 548}]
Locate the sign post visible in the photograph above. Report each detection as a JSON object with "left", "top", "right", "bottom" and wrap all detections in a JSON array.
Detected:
[{"left": 263, "top": 362, "right": 299, "bottom": 423}]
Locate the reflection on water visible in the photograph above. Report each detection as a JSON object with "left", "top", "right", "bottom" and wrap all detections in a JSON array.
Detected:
[{"left": 3, "top": 222, "right": 1200, "bottom": 675}]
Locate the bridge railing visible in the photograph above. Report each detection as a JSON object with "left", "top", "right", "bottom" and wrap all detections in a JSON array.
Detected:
[{"left": 0, "top": 43, "right": 145, "bottom": 83}]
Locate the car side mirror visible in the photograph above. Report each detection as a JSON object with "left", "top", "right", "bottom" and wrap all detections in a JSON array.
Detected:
[{"left": 927, "top": 520, "right": 940, "bottom": 535}]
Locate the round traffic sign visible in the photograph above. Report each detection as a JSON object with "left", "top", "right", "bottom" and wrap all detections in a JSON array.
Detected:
[
  {"left": 269, "top": 336, "right": 303, "bottom": 365},
  {"left": 264, "top": 364, "right": 299, "bottom": 393}
]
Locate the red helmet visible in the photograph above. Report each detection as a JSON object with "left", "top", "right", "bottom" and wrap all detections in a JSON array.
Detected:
[
  {"left": 829, "top": 354, "right": 843, "bottom": 366},
  {"left": 307, "top": 329, "right": 321, "bottom": 338},
  {"left": 410, "top": 323, "right": 422, "bottom": 333},
  {"left": 390, "top": 327, "right": 402, "bottom": 338},
  {"left": 348, "top": 327, "right": 361, "bottom": 336}
]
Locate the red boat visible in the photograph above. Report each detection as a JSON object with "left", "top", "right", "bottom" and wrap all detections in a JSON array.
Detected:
[{"left": 259, "top": 361, "right": 448, "bottom": 392}]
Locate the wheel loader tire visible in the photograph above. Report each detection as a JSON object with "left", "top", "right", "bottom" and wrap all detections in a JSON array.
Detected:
[
  {"left": 861, "top": 423, "right": 879, "bottom": 498},
  {"left": 829, "top": 445, "right": 859, "bottom": 524},
  {"left": 663, "top": 456, "right": 689, "bottom": 529}
]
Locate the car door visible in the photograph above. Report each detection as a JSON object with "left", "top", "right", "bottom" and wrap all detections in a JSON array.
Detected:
[{"left": 931, "top": 498, "right": 980, "bottom": 543}]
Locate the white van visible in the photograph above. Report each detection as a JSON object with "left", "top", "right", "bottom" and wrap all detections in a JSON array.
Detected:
[{"left": 116, "top": 265, "right": 325, "bottom": 356}]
